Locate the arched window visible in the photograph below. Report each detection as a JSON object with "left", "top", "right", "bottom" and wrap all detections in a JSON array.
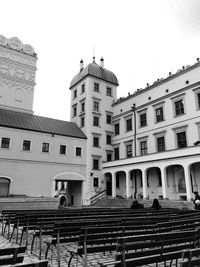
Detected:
[{"left": 0, "top": 178, "right": 10, "bottom": 197}]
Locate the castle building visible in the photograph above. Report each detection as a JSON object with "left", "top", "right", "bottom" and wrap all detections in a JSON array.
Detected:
[
  {"left": 0, "top": 35, "right": 87, "bottom": 206},
  {"left": 1, "top": 34, "right": 200, "bottom": 204},
  {"left": 70, "top": 57, "right": 200, "bottom": 202}
]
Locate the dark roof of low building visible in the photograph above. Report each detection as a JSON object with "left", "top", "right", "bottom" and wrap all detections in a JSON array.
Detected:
[
  {"left": 0, "top": 109, "right": 87, "bottom": 139},
  {"left": 70, "top": 61, "right": 119, "bottom": 89}
]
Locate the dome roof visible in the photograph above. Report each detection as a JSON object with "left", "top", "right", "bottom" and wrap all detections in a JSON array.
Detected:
[{"left": 69, "top": 61, "right": 119, "bottom": 89}]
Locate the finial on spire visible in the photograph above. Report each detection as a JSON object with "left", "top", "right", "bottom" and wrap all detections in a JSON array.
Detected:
[
  {"left": 93, "top": 45, "right": 96, "bottom": 63},
  {"left": 93, "top": 56, "right": 95, "bottom": 63},
  {"left": 100, "top": 57, "right": 104, "bottom": 68},
  {"left": 80, "top": 59, "right": 84, "bottom": 71}
]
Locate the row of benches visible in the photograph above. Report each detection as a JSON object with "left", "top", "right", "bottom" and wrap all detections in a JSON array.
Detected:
[{"left": 2, "top": 208, "right": 200, "bottom": 267}]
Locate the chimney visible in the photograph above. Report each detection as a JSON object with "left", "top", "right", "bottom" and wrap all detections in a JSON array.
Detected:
[
  {"left": 80, "top": 59, "right": 84, "bottom": 71},
  {"left": 100, "top": 57, "right": 104, "bottom": 68}
]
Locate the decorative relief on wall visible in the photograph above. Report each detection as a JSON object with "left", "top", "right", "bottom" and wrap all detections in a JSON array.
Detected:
[
  {"left": 0, "top": 76, "right": 34, "bottom": 92},
  {"left": 0, "top": 59, "right": 36, "bottom": 83}
]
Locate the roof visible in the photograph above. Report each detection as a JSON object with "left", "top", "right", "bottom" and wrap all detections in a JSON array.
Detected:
[
  {"left": 0, "top": 109, "right": 87, "bottom": 139},
  {"left": 70, "top": 61, "right": 119, "bottom": 89}
]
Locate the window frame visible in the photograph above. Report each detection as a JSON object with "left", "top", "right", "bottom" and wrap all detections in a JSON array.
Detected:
[
  {"left": 22, "top": 140, "right": 31, "bottom": 151},
  {"left": 75, "top": 147, "right": 82, "bottom": 156},
  {"left": 60, "top": 145, "right": 67, "bottom": 155},
  {"left": 114, "top": 123, "right": 120, "bottom": 135},
  {"left": 173, "top": 125, "right": 188, "bottom": 149},
  {"left": 42, "top": 142, "right": 50, "bottom": 153},
  {"left": 171, "top": 93, "right": 186, "bottom": 117},
  {"left": 106, "top": 87, "right": 112, "bottom": 96},
  {"left": 94, "top": 82, "right": 100, "bottom": 92},
  {"left": 93, "top": 177, "right": 99, "bottom": 188},
  {"left": 1, "top": 137, "right": 10, "bottom": 149}
]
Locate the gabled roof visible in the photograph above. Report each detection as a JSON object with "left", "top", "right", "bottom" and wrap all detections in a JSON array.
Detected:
[
  {"left": 0, "top": 109, "right": 87, "bottom": 139},
  {"left": 70, "top": 61, "right": 119, "bottom": 89}
]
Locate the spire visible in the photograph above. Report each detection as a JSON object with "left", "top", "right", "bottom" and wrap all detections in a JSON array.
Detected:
[{"left": 92, "top": 56, "right": 95, "bottom": 63}]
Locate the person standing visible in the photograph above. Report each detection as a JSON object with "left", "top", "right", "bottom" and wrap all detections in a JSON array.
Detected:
[{"left": 193, "top": 191, "right": 200, "bottom": 210}]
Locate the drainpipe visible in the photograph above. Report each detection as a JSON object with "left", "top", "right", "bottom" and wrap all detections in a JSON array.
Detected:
[{"left": 131, "top": 103, "right": 137, "bottom": 157}]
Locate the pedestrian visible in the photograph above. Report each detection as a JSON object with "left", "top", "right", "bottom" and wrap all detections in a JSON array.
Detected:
[
  {"left": 193, "top": 191, "right": 200, "bottom": 210},
  {"left": 130, "top": 200, "right": 144, "bottom": 209},
  {"left": 151, "top": 198, "right": 162, "bottom": 210}
]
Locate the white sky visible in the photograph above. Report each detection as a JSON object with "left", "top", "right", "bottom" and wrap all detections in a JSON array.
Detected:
[{"left": 1, "top": 0, "right": 200, "bottom": 121}]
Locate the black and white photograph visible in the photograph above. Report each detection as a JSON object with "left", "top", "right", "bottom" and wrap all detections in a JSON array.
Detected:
[{"left": 0, "top": 0, "right": 200, "bottom": 266}]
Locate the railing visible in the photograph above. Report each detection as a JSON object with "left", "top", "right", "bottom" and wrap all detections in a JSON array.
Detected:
[{"left": 90, "top": 189, "right": 107, "bottom": 205}]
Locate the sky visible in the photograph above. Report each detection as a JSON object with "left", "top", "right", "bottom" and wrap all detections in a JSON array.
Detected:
[{"left": 1, "top": 0, "right": 200, "bottom": 121}]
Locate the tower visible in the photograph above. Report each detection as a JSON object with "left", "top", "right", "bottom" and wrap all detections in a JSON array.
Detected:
[
  {"left": 69, "top": 57, "right": 118, "bottom": 204},
  {"left": 0, "top": 35, "right": 37, "bottom": 114}
]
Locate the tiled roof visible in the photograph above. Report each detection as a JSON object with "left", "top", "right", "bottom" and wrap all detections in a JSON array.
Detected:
[
  {"left": 0, "top": 109, "right": 87, "bottom": 139},
  {"left": 70, "top": 61, "right": 119, "bottom": 89}
]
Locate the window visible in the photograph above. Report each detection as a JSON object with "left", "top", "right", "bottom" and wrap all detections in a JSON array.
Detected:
[
  {"left": 81, "top": 102, "right": 85, "bottom": 112},
  {"left": 73, "top": 106, "right": 77, "bottom": 117},
  {"left": 155, "top": 107, "right": 164, "bottom": 122},
  {"left": 140, "top": 113, "right": 147, "bottom": 127},
  {"left": 175, "top": 99, "right": 184, "bottom": 116},
  {"left": 106, "top": 114, "right": 112, "bottom": 124},
  {"left": 76, "top": 147, "right": 82, "bottom": 156},
  {"left": 42, "top": 142, "right": 49, "bottom": 153},
  {"left": 115, "top": 123, "right": 120, "bottom": 135},
  {"left": 196, "top": 92, "right": 200, "bottom": 109},
  {"left": 81, "top": 117, "right": 85, "bottom": 127},
  {"left": 93, "top": 177, "right": 99, "bottom": 188},
  {"left": 93, "top": 159, "right": 99, "bottom": 170},
  {"left": 60, "top": 145, "right": 66, "bottom": 155},
  {"left": 73, "top": 89, "right": 77, "bottom": 99},
  {"left": 114, "top": 147, "right": 119, "bottom": 160},
  {"left": 177, "top": 132, "right": 187, "bottom": 148},
  {"left": 157, "top": 136, "right": 165, "bottom": 152},
  {"left": 94, "top": 83, "right": 99, "bottom": 92},
  {"left": 1, "top": 137, "right": 10, "bottom": 149},
  {"left": 93, "top": 137, "right": 99, "bottom": 147},
  {"left": 93, "top": 116, "right": 99, "bottom": 126},
  {"left": 107, "top": 153, "right": 112, "bottom": 162},
  {"left": 93, "top": 101, "right": 99, "bottom": 112},
  {"left": 106, "top": 87, "right": 112, "bottom": 96},
  {"left": 81, "top": 84, "right": 85, "bottom": 93},
  {"left": 22, "top": 140, "right": 31, "bottom": 151},
  {"left": 126, "top": 118, "right": 132, "bottom": 131},
  {"left": 106, "top": 134, "right": 112, "bottom": 145},
  {"left": 140, "top": 140, "right": 147, "bottom": 155},
  {"left": 126, "top": 144, "right": 132, "bottom": 158}
]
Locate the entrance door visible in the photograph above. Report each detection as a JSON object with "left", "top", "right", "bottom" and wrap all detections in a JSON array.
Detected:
[
  {"left": 106, "top": 181, "right": 112, "bottom": 196},
  {"left": 0, "top": 178, "right": 10, "bottom": 197}
]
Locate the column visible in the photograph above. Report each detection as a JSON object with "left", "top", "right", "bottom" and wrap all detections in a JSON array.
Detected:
[
  {"left": 112, "top": 172, "right": 116, "bottom": 198},
  {"left": 184, "top": 165, "right": 193, "bottom": 201},
  {"left": 125, "top": 170, "right": 131, "bottom": 198},
  {"left": 160, "top": 168, "right": 167, "bottom": 199},
  {"left": 142, "top": 169, "right": 147, "bottom": 199}
]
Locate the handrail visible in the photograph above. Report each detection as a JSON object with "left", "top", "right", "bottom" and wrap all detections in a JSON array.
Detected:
[{"left": 90, "top": 189, "right": 107, "bottom": 205}]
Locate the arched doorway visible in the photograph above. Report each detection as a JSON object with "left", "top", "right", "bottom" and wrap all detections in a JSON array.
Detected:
[
  {"left": 115, "top": 171, "right": 126, "bottom": 198},
  {"left": 166, "top": 164, "right": 186, "bottom": 200},
  {"left": 130, "top": 169, "right": 142, "bottom": 199},
  {"left": 0, "top": 178, "right": 10, "bottom": 197},
  {"left": 146, "top": 167, "right": 162, "bottom": 199},
  {"left": 190, "top": 162, "right": 200, "bottom": 193}
]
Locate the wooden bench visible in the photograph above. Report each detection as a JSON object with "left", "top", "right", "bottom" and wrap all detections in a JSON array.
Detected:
[
  {"left": 0, "top": 246, "right": 26, "bottom": 266},
  {"left": 98, "top": 228, "right": 200, "bottom": 267},
  {"left": 180, "top": 248, "right": 200, "bottom": 267},
  {"left": 12, "top": 260, "right": 48, "bottom": 267}
]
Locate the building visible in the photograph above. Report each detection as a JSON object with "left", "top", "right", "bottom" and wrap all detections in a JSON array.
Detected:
[
  {"left": 70, "top": 57, "right": 200, "bottom": 203},
  {"left": 1, "top": 33, "right": 200, "bottom": 205},
  {"left": 0, "top": 35, "right": 87, "bottom": 206}
]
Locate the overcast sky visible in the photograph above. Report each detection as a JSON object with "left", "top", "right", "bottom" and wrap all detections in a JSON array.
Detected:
[{"left": 1, "top": 0, "right": 200, "bottom": 121}]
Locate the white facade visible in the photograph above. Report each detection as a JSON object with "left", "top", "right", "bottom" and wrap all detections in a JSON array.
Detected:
[
  {"left": 0, "top": 35, "right": 87, "bottom": 206},
  {"left": 70, "top": 57, "right": 200, "bottom": 203}
]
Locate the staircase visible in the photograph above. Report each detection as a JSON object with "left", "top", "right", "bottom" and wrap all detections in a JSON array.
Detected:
[{"left": 93, "top": 196, "right": 195, "bottom": 210}]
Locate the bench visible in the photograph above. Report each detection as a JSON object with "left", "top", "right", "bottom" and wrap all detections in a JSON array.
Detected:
[
  {"left": 0, "top": 246, "right": 26, "bottom": 266},
  {"left": 12, "top": 260, "right": 48, "bottom": 267},
  {"left": 98, "top": 228, "right": 200, "bottom": 267}
]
